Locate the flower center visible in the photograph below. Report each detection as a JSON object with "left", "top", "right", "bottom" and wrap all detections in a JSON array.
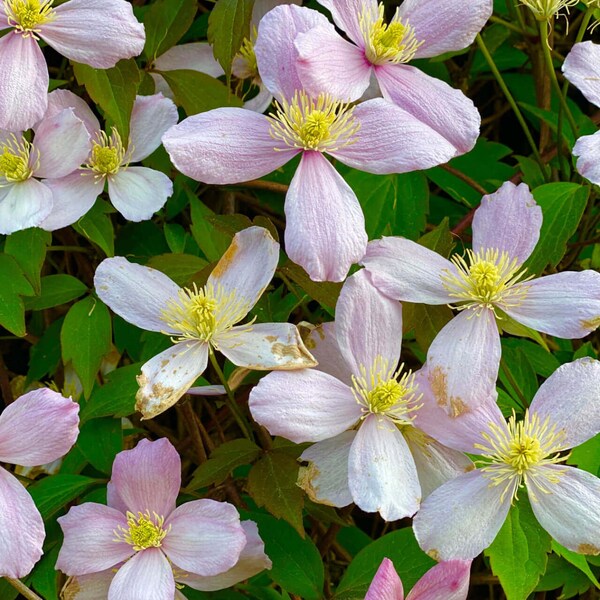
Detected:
[
  {"left": 115, "top": 511, "right": 170, "bottom": 552},
  {"left": 519, "top": 0, "right": 578, "bottom": 20},
  {"left": 85, "top": 129, "right": 129, "bottom": 177},
  {"left": 4, "top": 0, "right": 55, "bottom": 35},
  {"left": 269, "top": 91, "right": 360, "bottom": 152},
  {"left": 440, "top": 248, "right": 531, "bottom": 315},
  {"left": 0, "top": 135, "right": 36, "bottom": 184},
  {"left": 360, "top": 3, "right": 421, "bottom": 65}
]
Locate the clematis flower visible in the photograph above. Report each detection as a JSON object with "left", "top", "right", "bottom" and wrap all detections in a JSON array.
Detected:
[
  {"left": 361, "top": 181, "right": 600, "bottom": 416},
  {"left": 250, "top": 270, "right": 472, "bottom": 521},
  {"left": 0, "top": 388, "right": 79, "bottom": 578},
  {"left": 0, "top": 0, "right": 145, "bottom": 132},
  {"left": 94, "top": 226, "right": 316, "bottom": 419},
  {"left": 0, "top": 106, "right": 89, "bottom": 234},
  {"left": 57, "top": 438, "right": 269, "bottom": 600},
  {"left": 562, "top": 41, "right": 600, "bottom": 186},
  {"left": 413, "top": 358, "right": 600, "bottom": 561},
  {"left": 366, "top": 557, "right": 471, "bottom": 600},
  {"left": 162, "top": 4, "right": 460, "bottom": 282},
  {"left": 39, "top": 90, "right": 178, "bottom": 229},
  {"left": 293, "top": 0, "right": 491, "bottom": 154}
]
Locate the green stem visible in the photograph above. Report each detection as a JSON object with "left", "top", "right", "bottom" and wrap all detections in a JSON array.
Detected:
[
  {"left": 208, "top": 351, "right": 254, "bottom": 441},
  {"left": 6, "top": 579, "right": 43, "bottom": 600}
]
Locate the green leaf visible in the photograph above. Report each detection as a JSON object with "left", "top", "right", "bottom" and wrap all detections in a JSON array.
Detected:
[
  {"left": 144, "top": 0, "right": 197, "bottom": 60},
  {"left": 61, "top": 297, "right": 112, "bottom": 399},
  {"left": 73, "top": 199, "right": 115, "bottom": 257},
  {"left": 28, "top": 317, "right": 64, "bottom": 382},
  {"left": 486, "top": 496, "right": 551, "bottom": 600},
  {"left": 29, "top": 474, "right": 99, "bottom": 519},
  {"left": 24, "top": 275, "right": 88, "bottom": 311},
  {"left": 4, "top": 228, "right": 51, "bottom": 294},
  {"left": 248, "top": 452, "right": 305, "bottom": 537},
  {"left": 189, "top": 193, "right": 232, "bottom": 261},
  {"left": 418, "top": 217, "right": 454, "bottom": 257},
  {"left": 73, "top": 59, "right": 141, "bottom": 141},
  {"left": 403, "top": 302, "right": 453, "bottom": 353},
  {"left": 0, "top": 253, "right": 34, "bottom": 336},
  {"left": 147, "top": 253, "right": 208, "bottom": 286},
  {"left": 30, "top": 543, "right": 60, "bottom": 600},
  {"left": 568, "top": 432, "right": 600, "bottom": 477},
  {"left": 551, "top": 541, "right": 600, "bottom": 589},
  {"left": 77, "top": 417, "right": 123, "bottom": 474}
]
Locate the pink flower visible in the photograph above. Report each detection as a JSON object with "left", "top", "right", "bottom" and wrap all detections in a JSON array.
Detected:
[
  {"left": 250, "top": 270, "right": 472, "bottom": 521},
  {"left": 361, "top": 181, "right": 600, "bottom": 415},
  {"left": 562, "top": 41, "right": 600, "bottom": 185},
  {"left": 0, "top": 0, "right": 145, "bottom": 132},
  {"left": 0, "top": 388, "right": 79, "bottom": 578},
  {"left": 0, "top": 106, "right": 89, "bottom": 234},
  {"left": 366, "top": 557, "right": 471, "bottom": 600},
  {"left": 57, "top": 438, "right": 268, "bottom": 600},
  {"left": 162, "top": 5, "right": 459, "bottom": 282},
  {"left": 94, "top": 226, "right": 316, "bottom": 419},
  {"left": 413, "top": 358, "right": 600, "bottom": 560},
  {"left": 38, "top": 90, "right": 178, "bottom": 228}
]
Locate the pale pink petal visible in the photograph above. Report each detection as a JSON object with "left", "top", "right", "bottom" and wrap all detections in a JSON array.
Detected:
[
  {"left": 397, "top": 0, "right": 492, "bottom": 58},
  {"left": 217, "top": 323, "right": 317, "bottom": 370},
  {"left": 56, "top": 504, "right": 133, "bottom": 574},
  {"left": 529, "top": 466, "right": 600, "bottom": 555},
  {"left": 163, "top": 499, "right": 245, "bottom": 576},
  {"left": 94, "top": 256, "right": 181, "bottom": 333},
  {"left": 136, "top": 341, "right": 209, "bottom": 419},
  {"left": 254, "top": 5, "right": 331, "bottom": 101},
  {"left": 44, "top": 89, "right": 100, "bottom": 136},
  {"left": 413, "top": 469, "right": 513, "bottom": 561},
  {"left": 299, "top": 431, "right": 355, "bottom": 508},
  {"left": 187, "top": 385, "right": 227, "bottom": 396},
  {"left": 109, "top": 438, "right": 181, "bottom": 517},
  {"left": 108, "top": 548, "right": 175, "bottom": 600},
  {"left": 316, "top": 0, "right": 370, "bottom": 46},
  {"left": 0, "top": 178, "right": 53, "bottom": 235},
  {"left": 41, "top": 0, "right": 145, "bottom": 69},
  {"left": 153, "top": 43, "right": 224, "bottom": 78},
  {"left": 530, "top": 358, "right": 600, "bottom": 449},
  {"left": 0, "top": 388, "right": 79, "bottom": 465},
  {"left": 0, "top": 34, "right": 48, "bottom": 132},
  {"left": 573, "top": 130, "right": 600, "bottom": 186},
  {"left": 472, "top": 182, "right": 542, "bottom": 267},
  {"left": 108, "top": 167, "right": 172, "bottom": 221},
  {"left": 129, "top": 94, "right": 178, "bottom": 162},
  {"left": 406, "top": 560, "right": 471, "bottom": 600},
  {"left": 34, "top": 109, "right": 90, "bottom": 178},
  {"left": 248, "top": 370, "right": 361, "bottom": 443},
  {"left": 41, "top": 171, "right": 101, "bottom": 231},
  {"left": 179, "top": 520, "right": 271, "bottom": 591},
  {"left": 207, "top": 226, "right": 279, "bottom": 317},
  {"left": 562, "top": 41, "right": 600, "bottom": 108},
  {"left": 162, "top": 108, "right": 298, "bottom": 184},
  {"left": 306, "top": 322, "right": 353, "bottom": 384},
  {"left": 296, "top": 26, "right": 372, "bottom": 101},
  {"left": 334, "top": 269, "right": 402, "bottom": 376},
  {"left": 331, "top": 98, "right": 457, "bottom": 172},
  {"left": 0, "top": 468, "right": 44, "bottom": 578},
  {"left": 349, "top": 414, "right": 421, "bottom": 521},
  {"left": 61, "top": 570, "right": 114, "bottom": 600},
  {"left": 361, "top": 238, "right": 455, "bottom": 304},
  {"left": 285, "top": 151, "right": 367, "bottom": 282},
  {"left": 242, "top": 84, "right": 273, "bottom": 113},
  {"left": 375, "top": 65, "right": 480, "bottom": 155},
  {"left": 426, "top": 310, "right": 501, "bottom": 415},
  {"left": 365, "top": 558, "right": 404, "bottom": 600},
  {"left": 150, "top": 73, "right": 174, "bottom": 100},
  {"left": 0, "top": 4, "right": 8, "bottom": 29},
  {"left": 504, "top": 271, "right": 600, "bottom": 338}
]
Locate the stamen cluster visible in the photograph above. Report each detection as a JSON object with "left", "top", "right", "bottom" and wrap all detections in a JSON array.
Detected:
[
  {"left": 4, "top": 0, "right": 56, "bottom": 35},
  {"left": 114, "top": 511, "right": 170, "bottom": 552},
  {"left": 0, "top": 135, "right": 37, "bottom": 184},
  {"left": 85, "top": 129, "right": 130, "bottom": 178}
]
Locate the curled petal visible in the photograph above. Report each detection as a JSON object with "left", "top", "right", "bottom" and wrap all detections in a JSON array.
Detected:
[
  {"left": 60, "top": 570, "right": 114, "bottom": 600},
  {"left": 316, "top": 0, "right": 369, "bottom": 46}
]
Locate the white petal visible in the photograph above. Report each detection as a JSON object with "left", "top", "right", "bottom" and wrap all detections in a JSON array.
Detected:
[
  {"left": 0, "top": 179, "right": 53, "bottom": 235},
  {"left": 153, "top": 43, "right": 224, "bottom": 78},
  {"left": 573, "top": 131, "right": 600, "bottom": 186},
  {"left": 43, "top": 89, "right": 100, "bottom": 136},
  {"left": 562, "top": 41, "right": 600, "bottom": 108},
  {"left": 305, "top": 322, "right": 353, "bottom": 385}
]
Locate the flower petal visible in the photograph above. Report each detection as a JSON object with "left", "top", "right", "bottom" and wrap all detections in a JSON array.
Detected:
[
  {"left": 406, "top": 560, "right": 472, "bottom": 600},
  {"left": 504, "top": 271, "right": 600, "bottom": 338},
  {"left": 413, "top": 469, "right": 512, "bottom": 561},
  {"left": 375, "top": 65, "right": 480, "bottom": 155},
  {"left": 162, "top": 108, "right": 298, "bottom": 184},
  {"left": 163, "top": 499, "right": 246, "bottom": 576},
  {"left": 243, "top": 84, "right": 274, "bottom": 113},
  {"left": 0, "top": 388, "right": 79, "bottom": 466},
  {"left": 60, "top": 570, "right": 114, "bottom": 600},
  {"left": 108, "top": 548, "right": 175, "bottom": 600},
  {"left": 0, "top": 468, "right": 44, "bottom": 578},
  {"left": 94, "top": 256, "right": 181, "bottom": 333},
  {"left": 349, "top": 414, "right": 421, "bottom": 521},
  {"left": 306, "top": 322, "right": 353, "bottom": 385},
  {"left": 136, "top": 341, "right": 209, "bottom": 419},
  {"left": 0, "top": 34, "right": 48, "bottom": 132},
  {"left": 0, "top": 178, "right": 53, "bottom": 235},
  {"left": 153, "top": 42, "right": 224, "bottom": 78},
  {"left": 56, "top": 504, "right": 133, "bottom": 575},
  {"left": 425, "top": 309, "right": 501, "bottom": 416},
  {"left": 129, "top": 94, "right": 178, "bottom": 162},
  {"left": 108, "top": 438, "right": 181, "bottom": 517},
  {"left": 360, "top": 237, "right": 455, "bottom": 304},
  {"left": 249, "top": 370, "right": 361, "bottom": 443},
  {"left": 572, "top": 130, "right": 600, "bottom": 186},
  {"left": 316, "top": 0, "right": 370, "bottom": 46},
  {"left": 334, "top": 269, "right": 403, "bottom": 376},
  {"left": 562, "top": 41, "right": 600, "bottom": 108},
  {"left": 397, "top": 0, "right": 492, "bottom": 58},
  {"left": 529, "top": 466, "right": 600, "bottom": 555},
  {"left": 217, "top": 323, "right": 317, "bottom": 370},
  {"left": 298, "top": 431, "right": 355, "bottom": 508},
  {"left": 365, "top": 558, "right": 404, "bottom": 600},
  {"left": 530, "top": 358, "right": 600, "bottom": 449},
  {"left": 187, "top": 385, "right": 227, "bottom": 396},
  {"left": 43, "top": 89, "right": 100, "bottom": 136},
  {"left": 41, "top": 0, "right": 145, "bottom": 69},
  {"left": 285, "top": 151, "right": 367, "bottom": 282},
  {"left": 472, "top": 182, "right": 542, "bottom": 267}
]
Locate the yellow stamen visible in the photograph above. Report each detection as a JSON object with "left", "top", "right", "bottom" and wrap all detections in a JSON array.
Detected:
[
  {"left": 114, "top": 511, "right": 170, "bottom": 552},
  {"left": 4, "top": 0, "right": 55, "bottom": 36},
  {"left": 0, "top": 134, "right": 37, "bottom": 184},
  {"left": 85, "top": 129, "right": 130, "bottom": 178},
  {"left": 234, "top": 26, "right": 259, "bottom": 80}
]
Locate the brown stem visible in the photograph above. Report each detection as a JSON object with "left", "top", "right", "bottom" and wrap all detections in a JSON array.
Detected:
[
  {"left": 238, "top": 179, "right": 289, "bottom": 194},
  {"left": 439, "top": 164, "right": 489, "bottom": 197},
  {"left": 0, "top": 354, "right": 14, "bottom": 406},
  {"left": 180, "top": 402, "right": 207, "bottom": 464}
]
